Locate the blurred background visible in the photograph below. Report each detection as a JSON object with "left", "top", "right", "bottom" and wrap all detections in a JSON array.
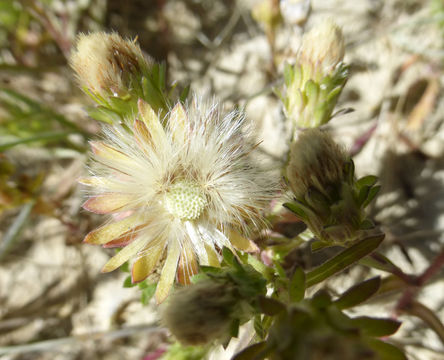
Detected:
[{"left": 0, "top": 0, "right": 443, "bottom": 359}]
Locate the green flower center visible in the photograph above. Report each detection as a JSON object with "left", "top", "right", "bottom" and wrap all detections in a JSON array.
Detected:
[{"left": 165, "top": 180, "right": 207, "bottom": 220}]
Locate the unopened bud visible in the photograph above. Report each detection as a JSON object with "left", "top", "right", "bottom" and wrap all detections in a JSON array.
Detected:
[
  {"left": 280, "top": 0, "right": 311, "bottom": 27},
  {"left": 285, "top": 129, "right": 379, "bottom": 245},
  {"left": 299, "top": 18, "right": 345, "bottom": 79},
  {"left": 252, "top": 0, "right": 282, "bottom": 33},
  {"left": 162, "top": 281, "right": 237, "bottom": 345},
  {"left": 281, "top": 19, "right": 348, "bottom": 129},
  {"left": 287, "top": 129, "right": 346, "bottom": 199},
  {"left": 70, "top": 32, "right": 152, "bottom": 98}
]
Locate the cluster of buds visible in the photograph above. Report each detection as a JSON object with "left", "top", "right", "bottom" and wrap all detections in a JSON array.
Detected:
[
  {"left": 281, "top": 19, "right": 348, "bottom": 130},
  {"left": 70, "top": 32, "right": 175, "bottom": 123},
  {"left": 285, "top": 129, "right": 380, "bottom": 246},
  {"left": 235, "top": 284, "right": 403, "bottom": 360},
  {"left": 162, "top": 250, "right": 267, "bottom": 345}
]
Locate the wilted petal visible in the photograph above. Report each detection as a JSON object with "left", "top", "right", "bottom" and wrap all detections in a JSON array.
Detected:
[
  {"left": 186, "top": 221, "right": 208, "bottom": 265},
  {"left": 169, "top": 102, "right": 189, "bottom": 143},
  {"left": 102, "top": 236, "right": 147, "bottom": 273},
  {"left": 84, "top": 214, "right": 141, "bottom": 245},
  {"left": 133, "top": 119, "right": 155, "bottom": 150},
  {"left": 78, "top": 176, "right": 113, "bottom": 188},
  {"left": 205, "top": 244, "right": 221, "bottom": 267},
  {"left": 155, "top": 239, "right": 181, "bottom": 303},
  {"left": 229, "top": 230, "right": 259, "bottom": 253},
  {"left": 83, "top": 193, "right": 136, "bottom": 214},
  {"left": 132, "top": 240, "right": 166, "bottom": 283},
  {"left": 177, "top": 242, "right": 198, "bottom": 285},
  {"left": 102, "top": 224, "right": 146, "bottom": 248},
  {"left": 138, "top": 99, "right": 167, "bottom": 149},
  {"left": 90, "top": 141, "right": 131, "bottom": 162}
]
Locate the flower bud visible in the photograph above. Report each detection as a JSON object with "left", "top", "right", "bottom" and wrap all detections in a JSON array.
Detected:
[
  {"left": 70, "top": 32, "right": 152, "bottom": 98},
  {"left": 287, "top": 129, "right": 346, "bottom": 199},
  {"left": 285, "top": 129, "right": 379, "bottom": 245},
  {"left": 162, "top": 281, "right": 238, "bottom": 345},
  {"left": 281, "top": 19, "right": 348, "bottom": 129},
  {"left": 279, "top": 0, "right": 311, "bottom": 27},
  {"left": 252, "top": 0, "right": 282, "bottom": 34},
  {"left": 299, "top": 18, "right": 345, "bottom": 80}
]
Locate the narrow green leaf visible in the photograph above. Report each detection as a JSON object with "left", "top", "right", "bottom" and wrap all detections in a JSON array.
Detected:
[
  {"left": 358, "top": 185, "right": 371, "bottom": 207},
  {"left": 159, "top": 62, "right": 166, "bottom": 89},
  {"left": 254, "top": 315, "right": 266, "bottom": 339},
  {"left": 289, "top": 267, "right": 306, "bottom": 302},
  {"left": 222, "top": 246, "right": 235, "bottom": 266},
  {"left": 258, "top": 296, "right": 286, "bottom": 316},
  {"left": 248, "top": 254, "right": 273, "bottom": 281},
  {"left": 351, "top": 316, "right": 401, "bottom": 337},
  {"left": 359, "top": 252, "right": 402, "bottom": 275},
  {"left": 360, "top": 219, "right": 375, "bottom": 230},
  {"left": 326, "top": 85, "right": 342, "bottom": 103},
  {"left": 356, "top": 175, "right": 378, "bottom": 189},
  {"left": 199, "top": 265, "right": 222, "bottom": 274},
  {"left": 306, "top": 234, "right": 384, "bottom": 288},
  {"left": 107, "top": 95, "right": 134, "bottom": 115},
  {"left": 179, "top": 85, "right": 190, "bottom": 103},
  {"left": 0, "top": 200, "right": 35, "bottom": 261},
  {"left": 232, "top": 342, "right": 267, "bottom": 360},
  {"left": 311, "top": 240, "right": 330, "bottom": 252},
  {"left": 0, "top": 131, "right": 77, "bottom": 151},
  {"left": 283, "top": 63, "right": 293, "bottom": 86},
  {"left": 335, "top": 277, "right": 381, "bottom": 309},
  {"left": 120, "top": 261, "right": 130, "bottom": 273},
  {"left": 87, "top": 106, "right": 120, "bottom": 124},
  {"left": 140, "top": 283, "right": 156, "bottom": 305},
  {"left": 311, "top": 289, "right": 332, "bottom": 309},
  {"left": 362, "top": 185, "right": 381, "bottom": 208},
  {"left": 344, "top": 160, "right": 355, "bottom": 184},
  {"left": 364, "top": 339, "right": 407, "bottom": 360},
  {"left": 305, "top": 80, "right": 320, "bottom": 106},
  {"left": 283, "top": 202, "right": 307, "bottom": 220},
  {"left": 123, "top": 275, "right": 137, "bottom": 288},
  {"left": 229, "top": 318, "right": 240, "bottom": 339},
  {"left": 325, "top": 306, "right": 356, "bottom": 333},
  {"left": 272, "top": 259, "right": 287, "bottom": 279}
]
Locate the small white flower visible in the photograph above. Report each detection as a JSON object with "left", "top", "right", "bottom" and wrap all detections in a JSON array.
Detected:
[{"left": 81, "top": 96, "right": 275, "bottom": 303}]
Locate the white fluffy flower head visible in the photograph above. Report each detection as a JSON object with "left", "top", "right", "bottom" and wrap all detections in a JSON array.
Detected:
[{"left": 81, "top": 96, "right": 275, "bottom": 303}]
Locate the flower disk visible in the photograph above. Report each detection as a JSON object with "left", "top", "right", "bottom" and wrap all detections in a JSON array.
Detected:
[
  {"left": 81, "top": 97, "right": 274, "bottom": 303},
  {"left": 165, "top": 181, "right": 207, "bottom": 220}
]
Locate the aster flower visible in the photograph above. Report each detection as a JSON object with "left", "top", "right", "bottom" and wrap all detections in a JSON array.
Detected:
[{"left": 81, "top": 97, "right": 274, "bottom": 303}]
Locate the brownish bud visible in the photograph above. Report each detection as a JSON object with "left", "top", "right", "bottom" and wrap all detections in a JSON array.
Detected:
[
  {"left": 162, "top": 281, "right": 237, "bottom": 345},
  {"left": 299, "top": 19, "right": 345, "bottom": 79},
  {"left": 69, "top": 32, "right": 152, "bottom": 97},
  {"left": 287, "top": 129, "right": 347, "bottom": 199}
]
